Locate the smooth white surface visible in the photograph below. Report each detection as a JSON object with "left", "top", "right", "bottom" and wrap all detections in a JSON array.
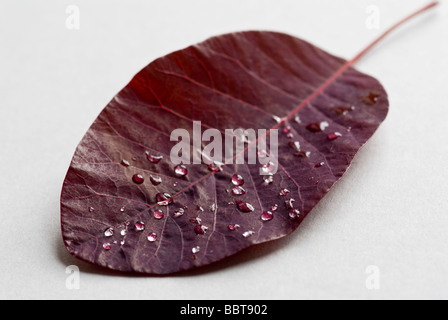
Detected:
[{"left": 1, "top": 0, "right": 447, "bottom": 300}]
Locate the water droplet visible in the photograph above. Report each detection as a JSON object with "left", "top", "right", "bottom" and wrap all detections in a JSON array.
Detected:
[
  {"left": 261, "top": 162, "right": 276, "bottom": 175},
  {"left": 289, "top": 209, "right": 301, "bottom": 219},
  {"left": 272, "top": 204, "right": 279, "bottom": 211},
  {"left": 174, "top": 208, "right": 185, "bottom": 218},
  {"left": 135, "top": 222, "right": 145, "bottom": 231},
  {"left": 132, "top": 157, "right": 137, "bottom": 161},
  {"left": 279, "top": 188, "right": 290, "bottom": 197},
  {"left": 258, "top": 149, "right": 268, "bottom": 158},
  {"left": 236, "top": 201, "right": 255, "bottom": 213},
  {"left": 194, "top": 225, "right": 208, "bottom": 235},
  {"left": 103, "top": 243, "right": 111, "bottom": 251},
  {"left": 232, "top": 186, "right": 246, "bottom": 195},
  {"left": 190, "top": 217, "right": 202, "bottom": 224},
  {"left": 147, "top": 233, "right": 158, "bottom": 242},
  {"left": 263, "top": 175, "right": 274, "bottom": 185},
  {"left": 332, "top": 105, "right": 355, "bottom": 115},
  {"left": 228, "top": 224, "right": 240, "bottom": 231},
  {"left": 120, "top": 229, "right": 128, "bottom": 236},
  {"left": 261, "top": 211, "right": 274, "bottom": 222},
  {"left": 120, "top": 207, "right": 125, "bottom": 213},
  {"left": 294, "top": 115, "right": 302, "bottom": 124},
  {"left": 315, "top": 162, "right": 325, "bottom": 168},
  {"left": 286, "top": 133, "right": 294, "bottom": 139},
  {"left": 306, "top": 121, "right": 329, "bottom": 133},
  {"left": 120, "top": 240, "right": 125, "bottom": 246},
  {"left": 146, "top": 153, "right": 163, "bottom": 164},
  {"left": 196, "top": 206, "right": 204, "bottom": 212},
  {"left": 362, "top": 92, "right": 381, "bottom": 105},
  {"left": 150, "top": 175, "right": 162, "bottom": 186},
  {"left": 153, "top": 209, "right": 164, "bottom": 220},
  {"left": 121, "top": 160, "right": 130, "bottom": 167},
  {"left": 104, "top": 228, "right": 114, "bottom": 237},
  {"left": 285, "top": 198, "right": 295, "bottom": 209},
  {"left": 208, "top": 162, "right": 223, "bottom": 172},
  {"left": 328, "top": 132, "right": 342, "bottom": 140},
  {"left": 192, "top": 246, "right": 201, "bottom": 254},
  {"left": 89, "top": 207, "right": 95, "bottom": 213},
  {"left": 243, "top": 231, "right": 255, "bottom": 238},
  {"left": 273, "top": 115, "right": 282, "bottom": 123},
  {"left": 289, "top": 141, "right": 311, "bottom": 158},
  {"left": 173, "top": 182, "right": 179, "bottom": 187},
  {"left": 210, "top": 203, "right": 216, "bottom": 212},
  {"left": 132, "top": 174, "right": 145, "bottom": 184},
  {"left": 283, "top": 126, "right": 291, "bottom": 134},
  {"left": 232, "top": 174, "right": 245, "bottom": 186},
  {"left": 157, "top": 193, "right": 173, "bottom": 206},
  {"left": 175, "top": 165, "right": 188, "bottom": 177}
]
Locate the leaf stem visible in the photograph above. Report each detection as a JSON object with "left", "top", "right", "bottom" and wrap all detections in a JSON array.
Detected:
[{"left": 350, "top": 1, "right": 440, "bottom": 65}]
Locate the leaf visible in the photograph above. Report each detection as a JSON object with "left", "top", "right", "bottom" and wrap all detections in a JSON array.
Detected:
[{"left": 60, "top": 3, "right": 438, "bottom": 274}]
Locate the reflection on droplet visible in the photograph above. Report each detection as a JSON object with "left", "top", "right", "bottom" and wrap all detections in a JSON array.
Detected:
[
  {"left": 279, "top": 188, "right": 290, "bottom": 197},
  {"left": 289, "top": 209, "right": 301, "bottom": 219},
  {"left": 192, "top": 246, "right": 201, "bottom": 254},
  {"left": 190, "top": 217, "right": 202, "bottom": 224},
  {"left": 328, "top": 132, "right": 342, "bottom": 140},
  {"left": 272, "top": 204, "right": 279, "bottom": 211},
  {"left": 283, "top": 126, "right": 291, "bottom": 134},
  {"left": 210, "top": 204, "right": 216, "bottom": 212},
  {"left": 194, "top": 225, "right": 208, "bottom": 235},
  {"left": 121, "top": 160, "right": 130, "bottom": 167},
  {"left": 175, "top": 165, "right": 188, "bottom": 177},
  {"left": 232, "top": 186, "right": 246, "bottom": 195},
  {"left": 174, "top": 208, "right": 185, "bottom": 218},
  {"left": 285, "top": 198, "right": 295, "bottom": 209},
  {"left": 173, "top": 182, "right": 179, "bottom": 187},
  {"left": 153, "top": 209, "right": 164, "bottom": 220},
  {"left": 103, "top": 243, "right": 112, "bottom": 251},
  {"left": 315, "top": 162, "right": 325, "bottom": 168},
  {"left": 146, "top": 153, "right": 163, "bottom": 164},
  {"left": 261, "top": 211, "right": 274, "bottom": 222},
  {"left": 306, "top": 121, "right": 329, "bottom": 133},
  {"left": 294, "top": 115, "right": 302, "bottom": 124},
  {"left": 147, "top": 233, "right": 158, "bottom": 242},
  {"left": 236, "top": 201, "right": 255, "bottom": 213},
  {"left": 273, "top": 115, "right": 282, "bottom": 123},
  {"left": 232, "top": 174, "right": 245, "bottom": 186},
  {"left": 104, "top": 228, "right": 114, "bottom": 237},
  {"left": 197, "top": 206, "right": 204, "bottom": 212},
  {"left": 132, "top": 174, "right": 145, "bottom": 184},
  {"left": 157, "top": 193, "right": 173, "bottom": 206},
  {"left": 261, "top": 162, "right": 276, "bottom": 175},
  {"left": 150, "top": 175, "right": 163, "bottom": 186},
  {"left": 289, "top": 141, "right": 311, "bottom": 158},
  {"left": 263, "top": 175, "right": 274, "bottom": 185},
  {"left": 228, "top": 224, "right": 240, "bottom": 231},
  {"left": 120, "top": 229, "right": 128, "bottom": 236},
  {"left": 120, "top": 240, "right": 125, "bottom": 246},
  {"left": 208, "top": 163, "right": 223, "bottom": 172},
  {"left": 89, "top": 207, "right": 95, "bottom": 213},
  {"left": 243, "top": 231, "right": 255, "bottom": 238},
  {"left": 135, "top": 222, "right": 145, "bottom": 231}
]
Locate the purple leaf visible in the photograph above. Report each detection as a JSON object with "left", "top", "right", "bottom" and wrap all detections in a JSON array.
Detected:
[{"left": 60, "top": 3, "right": 439, "bottom": 274}]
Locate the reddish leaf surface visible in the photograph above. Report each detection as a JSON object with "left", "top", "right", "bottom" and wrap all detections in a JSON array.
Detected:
[{"left": 61, "top": 31, "right": 389, "bottom": 274}]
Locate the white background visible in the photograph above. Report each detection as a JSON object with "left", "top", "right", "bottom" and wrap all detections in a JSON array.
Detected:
[{"left": 1, "top": 0, "right": 447, "bottom": 300}]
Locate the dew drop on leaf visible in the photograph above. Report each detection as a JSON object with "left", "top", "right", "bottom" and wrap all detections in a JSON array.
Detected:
[
  {"left": 231, "top": 174, "right": 245, "bottom": 186},
  {"left": 228, "top": 224, "right": 240, "bottom": 231},
  {"left": 146, "top": 153, "right": 163, "bottom": 164},
  {"left": 153, "top": 209, "right": 164, "bottom": 220},
  {"left": 192, "top": 246, "right": 201, "bottom": 254},
  {"left": 289, "top": 209, "right": 301, "bottom": 219},
  {"left": 104, "top": 228, "right": 114, "bottom": 237},
  {"left": 261, "top": 211, "right": 274, "bottom": 222},
  {"left": 194, "top": 225, "right": 208, "bottom": 235},
  {"left": 135, "top": 222, "right": 145, "bottom": 231},
  {"left": 243, "top": 231, "right": 255, "bottom": 238},
  {"left": 132, "top": 174, "right": 145, "bottom": 184},
  {"left": 121, "top": 160, "right": 130, "bottom": 167},
  {"left": 174, "top": 165, "right": 188, "bottom": 177},
  {"left": 285, "top": 198, "right": 295, "bottom": 209},
  {"left": 174, "top": 208, "right": 185, "bottom": 218},
  {"left": 103, "top": 243, "right": 112, "bottom": 251},
  {"left": 328, "top": 132, "right": 342, "bottom": 140},
  {"left": 232, "top": 186, "right": 246, "bottom": 195},
  {"left": 279, "top": 188, "right": 290, "bottom": 197},
  {"left": 236, "top": 201, "right": 255, "bottom": 213},
  {"left": 157, "top": 193, "right": 173, "bottom": 206},
  {"left": 150, "top": 175, "right": 163, "bottom": 186},
  {"left": 147, "top": 233, "right": 158, "bottom": 242}
]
